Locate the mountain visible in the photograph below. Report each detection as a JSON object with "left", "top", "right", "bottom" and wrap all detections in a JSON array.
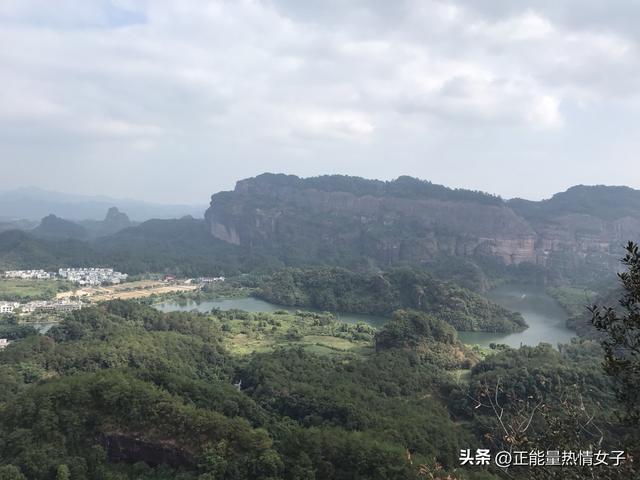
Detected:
[
  {"left": 0, "top": 229, "right": 97, "bottom": 271},
  {"left": 0, "top": 216, "right": 282, "bottom": 276},
  {"left": 205, "top": 174, "right": 640, "bottom": 285},
  {"left": 103, "top": 206, "right": 132, "bottom": 230},
  {"left": 509, "top": 185, "right": 640, "bottom": 221},
  {"left": 32, "top": 214, "right": 88, "bottom": 240},
  {"left": 0, "top": 218, "right": 37, "bottom": 233},
  {"left": 0, "top": 186, "right": 205, "bottom": 221},
  {"left": 80, "top": 207, "right": 135, "bottom": 237}
]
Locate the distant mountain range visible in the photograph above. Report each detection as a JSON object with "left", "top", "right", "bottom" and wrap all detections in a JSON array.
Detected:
[
  {"left": 28, "top": 207, "right": 137, "bottom": 240},
  {"left": 1, "top": 174, "right": 639, "bottom": 289},
  {"left": 0, "top": 187, "right": 206, "bottom": 221}
]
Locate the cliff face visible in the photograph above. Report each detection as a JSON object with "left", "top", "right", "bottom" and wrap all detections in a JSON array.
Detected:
[
  {"left": 204, "top": 174, "right": 640, "bottom": 271},
  {"left": 79, "top": 207, "right": 135, "bottom": 238}
]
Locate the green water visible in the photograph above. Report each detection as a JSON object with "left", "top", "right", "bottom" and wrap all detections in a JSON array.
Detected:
[
  {"left": 155, "top": 284, "right": 576, "bottom": 348},
  {"left": 154, "top": 297, "right": 389, "bottom": 327},
  {"left": 458, "top": 284, "right": 575, "bottom": 348}
]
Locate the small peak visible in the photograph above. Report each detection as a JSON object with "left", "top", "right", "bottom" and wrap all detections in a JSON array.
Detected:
[{"left": 104, "top": 207, "right": 130, "bottom": 223}]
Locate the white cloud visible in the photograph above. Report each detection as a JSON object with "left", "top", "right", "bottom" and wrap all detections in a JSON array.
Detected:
[
  {"left": 0, "top": 0, "right": 640, "bottom": 202},
  {"left": 527, "top": 95, "right": 562, "bottom": 128},
  {"left": 294, "top": 110, "right": 375, "bottom": 138},
  {"left": 470, "top": 10, "right": 554, "bottom": 41}
]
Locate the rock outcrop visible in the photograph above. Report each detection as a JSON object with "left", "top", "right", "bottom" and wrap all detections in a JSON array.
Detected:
[
  {"left": 80, "top": 207, "right": 135, "bottom": 237},
  {"left": 205, "top": 174, "right": 640, "bottom": 274},
  {"left": 103, "top": 206, "right": 132, "bottom": 232}
]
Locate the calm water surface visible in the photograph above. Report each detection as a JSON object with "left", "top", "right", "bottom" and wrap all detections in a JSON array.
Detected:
[
  {"left": 155, "top": 284, "right": 576, "bottom": 348},
  {"left": 458, "top": 284, "right": 576, "bottom": 348},
  {"left": 154, "top": 297, "right": 388, "bottom": 327}
]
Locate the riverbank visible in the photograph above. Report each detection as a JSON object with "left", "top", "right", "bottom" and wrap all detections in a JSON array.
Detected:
[
  {"left": 155, "top": 296, "right": 390, "bottom": 328},
  {"left": 156, "top": 283, "right": 577, "bottom": 349},
  {"left": 458, "top": 284, "right": 576, "bottom": 348}
]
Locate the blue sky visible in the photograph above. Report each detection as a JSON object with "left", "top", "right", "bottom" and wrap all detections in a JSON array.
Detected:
[{"left": 1, "top": 0, "right": 639, "bottom": 204}]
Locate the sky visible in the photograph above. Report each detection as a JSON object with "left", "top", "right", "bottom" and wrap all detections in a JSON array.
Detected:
[{"left": 1, "top": 0, "right": 640, "bottom": 204}]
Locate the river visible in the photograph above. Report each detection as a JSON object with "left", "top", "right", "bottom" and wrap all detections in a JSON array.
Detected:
[
  {"left": 457, "top": 284, "right": 576, "bottom": 348},
  {"left": 155, "top": 284, "right": 576, "bottom": 348},
  {"left": 154, "top": 296, "right": 389, "bottom": 327}
]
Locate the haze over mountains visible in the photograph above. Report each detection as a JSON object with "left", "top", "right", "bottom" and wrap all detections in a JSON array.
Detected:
[
  {"left": 2, "top": 173, "right": 639, "bottom": 288},
  {"left": 0, "top": 187, "right": 205, "bottom": 221}
]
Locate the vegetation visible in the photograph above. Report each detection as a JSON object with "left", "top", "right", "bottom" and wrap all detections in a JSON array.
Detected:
[
  {"left": 1, "top": 178, "right": 639, "bottom": 478},
  {"left": 0, "top": 291, "right": 634, "bottom": 478},
  {"left": 158, "top": 279, "right": 258, "bottom": 305},
  {"left": 257, "top": 267, "right": 527, "bottom": 332},
  {"left": 510, "top": 185, "right": 640, "bottom": 222},
  {"left": 0, "top": 219, "right": 281, "bottom": 277},
  {"left": 0, "top": 301, "right": 491, "bottom": 480},
  {"left": 546, "top": 286, "right": 596, "bottom": 320},
  {"left": 0, "top": 279, "right": 74, "bottom": 302},
  {"left": 591, "top": 242, "right": 640, "bottom": 426},
  {"left": 236, "top": 173, "right": 505, "bottom": 205},
  {"left": 451, "top": 340, "right": 635, "bottom": 479},
  {"left": 209, "top": 308, "right": 376, "bottom": 356},
  {"left": 0, "top": 316, "right": 39, "bottom": 340}
]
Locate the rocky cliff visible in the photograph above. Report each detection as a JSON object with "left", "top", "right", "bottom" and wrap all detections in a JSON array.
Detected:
[
  {"left": 80, "top": 207, "right": 135, "bottom": 237},
  {"left": 205, "top": 174, "right": 640, "bottom": 276}
]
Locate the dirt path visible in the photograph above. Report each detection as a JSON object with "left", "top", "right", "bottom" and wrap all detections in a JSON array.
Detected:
[{"left": 56, "top": 281, "right": 199, "bottom": 302}]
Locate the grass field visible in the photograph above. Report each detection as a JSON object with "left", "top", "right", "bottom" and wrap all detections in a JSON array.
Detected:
[
  {"left": 215, "top": 310, "right": 376, "bottom": 357},
  {"left": 0, "top": 279, "right": 74, "bottom": 302}
]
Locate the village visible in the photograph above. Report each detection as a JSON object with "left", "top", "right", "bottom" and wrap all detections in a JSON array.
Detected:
[
  {"left": 0, "top": 268, "right": 225, "bottom": 317},
  {"left": 0, "top": 269, "right": 226, "bottom": 350},
  {"left": 4, "top": 268, "right": 128, "bottom": 285}
]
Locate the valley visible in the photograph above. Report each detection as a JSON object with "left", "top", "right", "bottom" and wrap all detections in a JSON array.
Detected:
[
  {"left": 156, "top": 282, "right": 575, "bottom": 349},
  {"left": 0, "top": 174, "right": 637, "bottom": 480},
  {"left": 4, "top": 2, "right": 640, "bottom": 477}
]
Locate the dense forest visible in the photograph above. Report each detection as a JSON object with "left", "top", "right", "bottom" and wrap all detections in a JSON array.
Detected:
[
  {"left": 0, "top": 298, "right": 633, "bottom": 479},
  {"left": 0, "top": 302, "right": 468, "bottom": 479},
  {"left": 228, "top": 173, "right": 505, "bottom": 205},
  {"left": 256, "top": 267, "right": 526, "bottom": 332},
  {"left": 0, "top": 219, "right": 282, "bottom": 277}
]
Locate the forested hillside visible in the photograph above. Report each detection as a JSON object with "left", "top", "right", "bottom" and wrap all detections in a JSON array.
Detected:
[
  {"left": 257, "top": 267, "right": 526, "bottom": 332},
  {"left": 0, "top": 218, "right": 281, "bottom": 276},
  {"left": 0, "top": 300, "right": 630, "bottom": 479},
  {"left": 0, "top": 302, "right": 476, "bottom": 479}
]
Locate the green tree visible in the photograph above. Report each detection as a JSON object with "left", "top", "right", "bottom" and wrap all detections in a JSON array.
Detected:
[
  {"left": 591, "top": 241, "right": 640, "bottom": 424},
  {"left": 0, "top": 466, "right": 26, "bottom": 480},
  {"left": 56, "top": 465, "right": 70, "bottom": 480}
]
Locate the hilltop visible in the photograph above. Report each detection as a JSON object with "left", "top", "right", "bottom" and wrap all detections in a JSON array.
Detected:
[{"left": 206, "top": 174, "right": 640, "bottom": 286}]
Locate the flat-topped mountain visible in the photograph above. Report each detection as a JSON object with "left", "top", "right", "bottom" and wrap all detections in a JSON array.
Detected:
[{"left": 205, "top": 174, "right": 640, "bottom": 279}]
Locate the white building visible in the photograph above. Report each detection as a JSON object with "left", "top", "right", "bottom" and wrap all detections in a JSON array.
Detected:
[
  {"left": 21, "top": 300, "right": 82, "bottom": 314},
  {"left": 0, "top": 302, "right": 20, "bottom": 314},
  {"left": 3, "top": 269, "right": 54, "bottom": 280},
  {"left": 58, "top": 268, "right": 128, "bottom": 286},
  {"left": 0, "top": 339, "right": 9, "bottom": 349},
  {"left": 198, "top": 276, "right": 226, "bottom": 284}
]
